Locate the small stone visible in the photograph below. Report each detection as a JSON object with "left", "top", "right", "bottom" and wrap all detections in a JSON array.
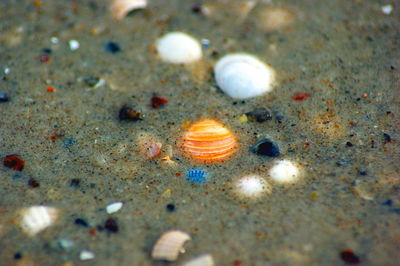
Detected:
[
  {"left": 3, "top": 155, "right": 25, "bottom": 171},
  {"left": 383, "top": 133, "right": 392, "bottom": 143},
  {"left": 75, "top": 218, "right": 89, "bottom": 227},
  {"left": 340, "top": 249, "right": 360, "bottom": 264},
  {"left": 358, "top": 170, "right": 367, "bottom": 176},
  {"left": 104, "top": 218, "right": 119, "bottom": 233},
  {"left": 28, "top": 178, "right": 40, "bottom": 188},
  {"left": 0, "top": 93, "right": 9, "bottom": 102},
  {"left": 346, "top": 141, "right": 353, "bottom": 147},
  {"left": 381, "top": 4, "right": 393, "bottom": 15},
  {"left": 151, "top": 96, "right": 168, "bottom": 108},
  {"left": 70, "top": 178, "right": 81, "bottom": 187},
  {"left": 166, "top": 204, "right": 175, "bottom": 212},
  {"left": 84, "top": 76, "right": 100, "bottom": 87},
  {"left": 250, "top": 137, "right": 280, "bottom": 157},
  {"left": 80, "top": 250, "right": 95, "bottom": 261},
  {"left": 68, "top": 40, "right": 80, "bottom": 51},
  {"left": 104, "top": 41, "right": 121, "bottom": 53},
  {"left": 106, "top": 202, "right": 123, "bottom": 214},
  {"left": 245, "top": 108, "right": 272, "bottom": 122},
  {"left": 14, "top": 253, "right": 22, "bottom": 260},
  {"left": 63, "top": 138, "right": 76, "bottom": 148},
  {"left": 119, "top": 104, "right": 144, "bottom": 121}
]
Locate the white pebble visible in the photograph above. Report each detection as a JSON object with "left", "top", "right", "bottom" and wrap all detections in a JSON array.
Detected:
[
  {"left": 80, "top": 250, "right": 95, "bottom": 260},
  {"left": 156, "top": 32, "right": 202, "bottom": 64},
  {"left": 381, "top": 4, "right": 393, "bottom": 15},
  {"left": 214, "top": 54, "right": 276, "bottom": 99},
  {"left": 68, "top": 40, "right": 80, "bottom": 51},
  {"left": 106, "top": 202, "right": 123, "bottom": 214},
  {"left": 234, "top": 175, "right": 271, "bottom": 198},
  {"left": 268, "top": 160, "right": 300, "bottom": 184},
  {"left": 19, "top": 206, "right": 59, "bottom": 236},
  {"left": 4, "top": 67, "right": 10, "bottom": 74},
  {"left": 51, "top": 37, "right": 59, "bottom": 44}
]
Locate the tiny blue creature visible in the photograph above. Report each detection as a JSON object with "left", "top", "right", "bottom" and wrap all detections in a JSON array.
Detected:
[{"left": 186, "top": 168, "right": 209, "bottom": 184}]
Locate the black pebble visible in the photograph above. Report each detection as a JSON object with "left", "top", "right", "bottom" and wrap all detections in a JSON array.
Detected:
[
  {"left": 119, "top": 104, "right": 144, "bottom": 121},
  {"left": 42, "top": 48, "right": 52, "bottom": 54},
  {"left": 104, "top": 218, "right": 119, "bottom": 233},
  {"left": 166, "top": 204, "right": 175, "bottom": 212},
  {"left": 75, "top": 218, "right": 89, "bottom": 227},
  {"left": 14, "top": 253, "right": 22, "bottom": 260},
  {"left": 346, "top": 141, "right": 353, "bottom": 147},
  {"left": 70, "top": 178, "right": 81, "bottom": 187},
  {"left": 250, "top": 137, "right": 280, "bottom": 157},
  {"left": 358, "top": 170, "right": 367, "bottom": 176},
  {"left": 246, "top": 108, "right": 272, "bottom": 123},
  {"left": 0, "top": 93, "right": 9, "bottom": 102},
  {"left": 105, "top": 41, "right": 121, "bottom": 53},
  {"left": 383, "top": 199, "right": 393, "bottom": 206}
]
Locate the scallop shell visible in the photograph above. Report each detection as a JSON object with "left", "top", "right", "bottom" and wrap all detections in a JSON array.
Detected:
[
  {"left": 182, "top": 119, "right": 237, "bottom": 162},
  {"left": 181, "top": 254, "right": 215, "bottom": 266},
  {"left": 152, "top": 230, "right": 191, "bottom": 261},
  {"left": 214, "top": 54, "right": 276, "bottom": 99},
  {"left": 156, "top": 32, "right": 202, "bottom": 64},
  {"left": 110, "top": 0, "right": 147, "bottom": 20},
  {"left": 19, "top": 206, "right": 59, "bottom": 236}
]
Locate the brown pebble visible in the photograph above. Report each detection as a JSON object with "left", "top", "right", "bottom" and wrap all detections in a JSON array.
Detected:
[
  {"left": 104, "top": 218, "right": 119, "bottom": 233},
  {"left": 28, "top": 178, "right": 40, "bottom": 188},
  {"left": 118, "top": 104, "right": 144, "bottom": 121}
]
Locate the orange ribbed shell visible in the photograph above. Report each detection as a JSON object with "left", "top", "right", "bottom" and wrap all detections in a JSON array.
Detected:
[{"left": 182, "top": 119, "right": 237, "bottom": 162}]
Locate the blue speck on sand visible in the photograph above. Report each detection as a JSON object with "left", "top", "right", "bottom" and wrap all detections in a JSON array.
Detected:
[
  {"left": 63, "top": 138, "right": 76, "bottom": 148},
  {"left": 186, "top": 168, "right": 208, "bottom": 184}
]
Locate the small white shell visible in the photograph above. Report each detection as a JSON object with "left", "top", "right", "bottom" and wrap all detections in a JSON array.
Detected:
[
  {"left": 214, "top": 54, "right": 276, "bottom": 99},
  {"left": 152, "top": 230, "right": 191, "bottom": 261},
  {"left": 106, "top": 202, "right": 123, "bottom": 214},
  {"left": 156, "top": 32, "right": 202, "bottom": 64},
  {"left": 110, "top": 0, "right": 147, "bottom": 20},
  {"left": 268, "top": 160, "right": 300, "bottom": 184},
  {"left": 234, "top": 175, "right": 271, "bottom": 198},
  {"left": 181, "top": 254, "right": 215, "bottom": 266},
  {"left": 19, "top": 206, "right": 59, "bottom": 236}
]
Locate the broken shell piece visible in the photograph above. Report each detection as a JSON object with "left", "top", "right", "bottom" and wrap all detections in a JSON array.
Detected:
[
  {"left": 152, "top": 230, "right": 191, "bottom": 261},
  {"left": 181, "top": 254, "right": 215, "bottom": 266},
  {"left": 110, "top": 0, "right": 147, "bottom": 20},
  {"left": 19, "top": 206, "right": 59, "bottom": 236},
  {"left": 106, "top": 202, "right": 123, "bottom": 214},
  {"left": 137, "top": 133, "right": 163, "bottom": 159}
]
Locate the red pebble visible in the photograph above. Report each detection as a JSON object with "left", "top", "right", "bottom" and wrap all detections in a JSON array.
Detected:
[
  {"left": 233, "top": 260, "right": 242, "bottom": 266},
  {"left": 292, "top": 92, "right": 311, "bottom": 101},
  {"left": 151, "top": 96, "right": 168, "bottom": 108},
  {"left": 47, "top": 86, "right": 56, "bottom": 92},
  {"left": 39, "top": 54, "right": 51, "bottom": 63},
  {"left": 340, "top": 249, "right": 360, "bottom": 264},
  {"left": 3, "top": 155, "right": 25, "bottom": 171}
]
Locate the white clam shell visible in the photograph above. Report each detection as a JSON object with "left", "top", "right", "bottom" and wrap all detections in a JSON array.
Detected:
[
  {"left": 156, "top": 32, "right": 202, "bottom": 64},
  {"left": 151, "top": 230, "right": 191, "bottom": 261},
  {"left": 19, "top": 206, "right": 59, "bottom": 236},
  {"left": 214, "top": 54, "right": 276, "bottom": 99},
  {"left": 268, "top": 160, "right": 300, "bottom": 184},
  {"left": 181, "top": 254, "right": 215, "bottom": 266},
  {"left": 110, "top": 0, "right": 147, "bottom": 20}
]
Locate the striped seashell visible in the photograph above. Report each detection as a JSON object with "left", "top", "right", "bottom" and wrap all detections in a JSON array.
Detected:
[
  {"left": 152, "top": 230, "right": 191, "bottom": 261},
  {"left": 181, "top": 254, "right": 215, "bottom": 266},
  {"left": 19, "top": 206, "right": 59, "bottom": 236},
  {"left": 182, "top": 119, "right": 237, "bottom": 162}
]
